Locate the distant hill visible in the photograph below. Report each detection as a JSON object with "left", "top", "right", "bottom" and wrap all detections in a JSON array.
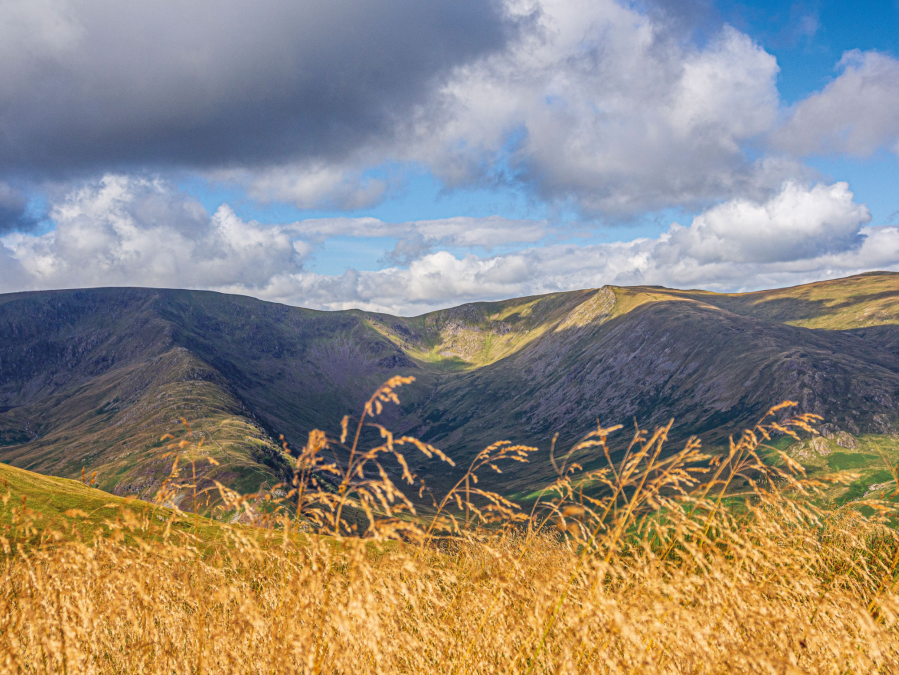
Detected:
[{"left": 2, "top": 273, "right": 899, "bottom": 502}]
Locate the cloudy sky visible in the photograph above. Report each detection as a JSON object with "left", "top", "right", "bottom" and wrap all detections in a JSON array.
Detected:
[{"left": 1, "top": 0, "right": 897, "bottom": 314}]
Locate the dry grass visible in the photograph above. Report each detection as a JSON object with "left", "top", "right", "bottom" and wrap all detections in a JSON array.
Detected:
[{"left": 2, "top": 377, "right": 899, "bottom": 673}]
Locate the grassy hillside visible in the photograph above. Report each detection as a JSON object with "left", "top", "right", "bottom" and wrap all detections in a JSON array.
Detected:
[
  {"left": 626, "top": 271, "right": 899, "bottom": 329},
  {"left": 0, "top": 460, "right": 141, "bottom": 528},
  {"left": 386, "top": 275, "right": 899, "bottom": 487},
  {"left": 405, "top": 295, "right": 899, "bottom": 493},
  {"left": 3, "top": 276, "right": 899, "bottom": 672},
  {"left": 365, "top": 288, "right": 602, "bottom": 367},
  {"left": 0, "top": 460, "right": 234, "bottom": 547}
]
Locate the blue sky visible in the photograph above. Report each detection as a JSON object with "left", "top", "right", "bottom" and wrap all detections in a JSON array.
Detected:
[
  {"left": 0, "top": 0, "right": 898, "bottom": 314},
  {"left": 721, "top": 0, "right": 898, "bottom": 102}
]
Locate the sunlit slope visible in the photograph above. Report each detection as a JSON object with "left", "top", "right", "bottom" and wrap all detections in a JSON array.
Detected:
[
  {"left": 0, "top": 460, "right": 139, "bottom": 522},
  {"left": 622, "top": 271, "right": 899, "bottom": 330},
  {"left": 0, "top": 461, "right": 250, "bottom": 550},
  {"left": 363, "top": 272, "right": 899, "bottom": 374},
  {"left": 362, "top": 288, "right": 606, "bottom": 368}
]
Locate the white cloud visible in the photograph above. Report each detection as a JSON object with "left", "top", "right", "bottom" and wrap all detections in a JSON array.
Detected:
[
  {"left": 289, "top": 214, "right": 546, "bottom": 247},
  {"left": 224, "top": 1, "right": 786, "bottom": 215},
  {"left": 231, "top": 164, "right": 392, "bottom": 211},
  {"left": 1, "top": 176, "right": 891, "bottom": 316},
  {"left": 285, "top": 213, "right": 550, "bottom": 264},
  {"left": 415, "top": 216, "right": 546, "bottom": 248},
  {"left": 772, "top": 50, "right": 899, "bottom": 158},
  {"left": 246, "top": 181, "right": 886, "bottom": 314},
  {"left": 1, "top": 0, "right": 897, "bottom": 225},
  {"left": 0, "top": 176, "right": 552, "bottom": 302},
  {"left": 198, "top": 7, "right": 899, "bottom": 220},
  {"left": 383, "top": 216, "right": 549, "bottom": 263},
  {"left": 666, "top": 181, "right": 869, "bottom": 263},
  {"left": 0, "top": 175, "right": 307, "bottom": 291},
  {"left": 388, "top": 3, "right": 784, "bottom": 215},
  {"left": 161, "top": 10, "right": 899, "bottom": 219}
]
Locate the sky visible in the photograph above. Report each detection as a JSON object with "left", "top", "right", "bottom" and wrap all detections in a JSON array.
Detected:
[{"left": 0, "top": 0, "right": 897, "bottom": 315}]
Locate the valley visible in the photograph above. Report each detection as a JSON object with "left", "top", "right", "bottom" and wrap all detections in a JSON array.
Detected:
[{"left": 2, "top": 272, "right": 899, "bottom": 506}]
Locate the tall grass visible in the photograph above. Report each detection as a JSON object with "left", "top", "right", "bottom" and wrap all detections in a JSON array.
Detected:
[{"left": 2, "top": 376, "right": 899, "bottom": 673}]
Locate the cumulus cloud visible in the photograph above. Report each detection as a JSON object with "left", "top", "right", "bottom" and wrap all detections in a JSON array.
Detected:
[
  {"left": 0, "top": 176, "right": 550, "bottom": 299},
  {"left": 665, "top": 181, "right": 869, "bottom": 263},
  {"left": 282, "top": 181, "right": 884, "bottom": 313},
  {"left": 381, "top": 216, "right": 549, "bottom": 264},
  {"left": 772, "top": 50, "right": 899, "bottom": 158},
  {"left": 224, "top": 164, "right": 394, "bottom": 211},
  {"left": 3, "top": 177, "right": 889, "bottom": 315},
  {"left": 278, "top": 213, "right": 549, "bottom": 263},
  {"left": 0, "top": 0, "right": 799, "bottom": 216},
  {"left": 2, "top": 0, "right": 897, "bottom": 222},
  {"left": 243, "top": 2, "right": 794, "bottom": 215},
  {"left": 385, "top": 3, "right": 785, "bottom": 215},
  {"left": 5, "top": 0, "right": 898, "bottom": 317},
  {"left": 0, "top": 176, "right": 309, "bottom": 291},
  {"left": 227, "top": 3, "right": 794, "bottom": 215}
]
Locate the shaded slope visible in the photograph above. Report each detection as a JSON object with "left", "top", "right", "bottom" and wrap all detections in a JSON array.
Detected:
[
  {"left": 0, "top": 288, "right": 420, "bottom": 500},
  {"left": 407, "top": 284, "right": 899, "bottom": 492}
]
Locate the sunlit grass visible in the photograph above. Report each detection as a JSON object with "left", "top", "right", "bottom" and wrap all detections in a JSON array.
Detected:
[{"left": 2, "top": 378, "right": 899, "bottom": 673}]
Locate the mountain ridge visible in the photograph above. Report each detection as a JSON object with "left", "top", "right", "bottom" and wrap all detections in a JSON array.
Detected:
[{"left": 2, "top": 272, "right": 899, "bottom": 502}]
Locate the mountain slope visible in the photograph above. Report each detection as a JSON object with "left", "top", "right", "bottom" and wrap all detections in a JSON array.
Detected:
[
  {"left": 409, "top": 294, "right": 899, "bottom": 488},
  {"left": 0, "top": 288, "right": 420, "bottom": 501},
  {"left": 2, "top": 273, "right": 899, "bottom": 501}
]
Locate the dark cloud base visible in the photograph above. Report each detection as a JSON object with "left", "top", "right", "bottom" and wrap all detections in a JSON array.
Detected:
[{"left": 0, "top": 0, "right": 510, "bottom": 178}]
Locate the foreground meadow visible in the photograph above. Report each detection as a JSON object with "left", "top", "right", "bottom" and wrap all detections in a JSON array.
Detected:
[{"left": 2, "top": 378, "right": 899, "bottom": 673}]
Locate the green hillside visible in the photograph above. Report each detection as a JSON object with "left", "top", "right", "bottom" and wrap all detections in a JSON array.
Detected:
[
  {"left": 0, "top": 460, "right": 204, "bottom": 545},
  {"left": 0, "top": 459, "right": 295, "bottom": 558},
  {"left": 399, "top": 284, "right": 899, "bottom": 494},
  {"left": 0, "top": 460, "right": 142, "bottom": 526},
  {"left": 0, "top": 288, "right": 425, "bottom": 506}
]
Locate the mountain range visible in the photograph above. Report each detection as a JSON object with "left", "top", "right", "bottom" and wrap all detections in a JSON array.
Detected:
[{"left": 2, "top": 272, "right": 899, "bottom": 505}]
